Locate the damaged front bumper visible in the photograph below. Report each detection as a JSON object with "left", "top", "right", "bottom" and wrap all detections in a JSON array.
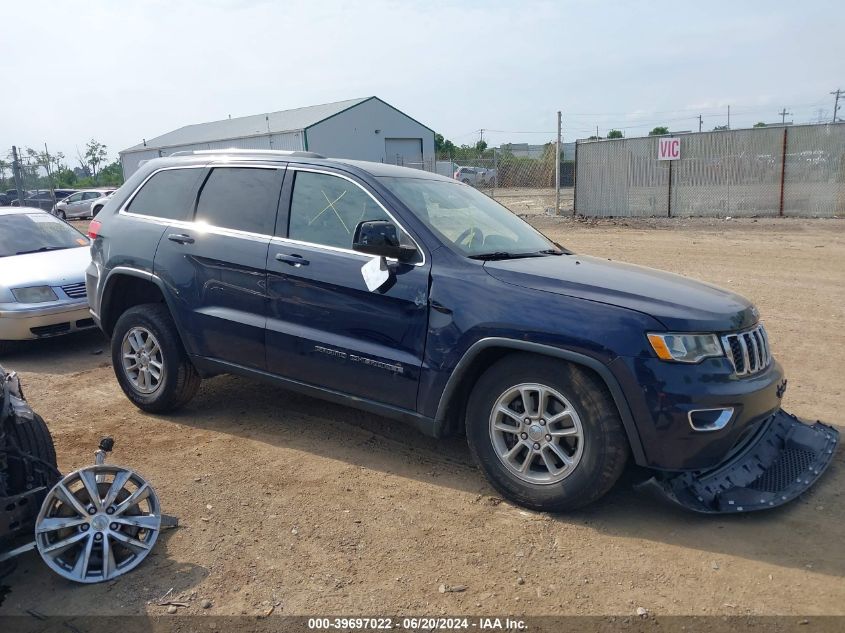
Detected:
[{"left": 640, "top": 409, "right": 839, "bottom": 513}]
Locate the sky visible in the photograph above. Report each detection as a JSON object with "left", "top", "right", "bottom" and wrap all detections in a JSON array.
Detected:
[{"left": 2, "top": 0, "right": 843, "bottom": 164}]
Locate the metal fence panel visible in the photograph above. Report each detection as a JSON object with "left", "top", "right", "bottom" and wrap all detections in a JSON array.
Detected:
[
  {"left": 671, "top": 127, "right": 782, "bottom": 217},
  {"left": 783, "top": 124, "right": 845, "bottom": 217},
  {"left": 575, "top": 123, "right": 845, "bottom": 217}
]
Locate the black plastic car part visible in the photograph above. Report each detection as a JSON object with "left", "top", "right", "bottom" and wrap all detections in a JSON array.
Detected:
[{"left": 640, "top": 409, "right": 838, "bottom": 513}]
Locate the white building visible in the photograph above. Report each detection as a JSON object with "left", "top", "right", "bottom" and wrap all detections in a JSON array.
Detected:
[{"left": 119, "top": 96, "right": 435, "bottom": 177}]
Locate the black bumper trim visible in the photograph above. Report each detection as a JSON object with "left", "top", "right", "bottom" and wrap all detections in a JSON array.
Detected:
[{"left": 639, "top": 409, "right": 839, "bottom": 513}]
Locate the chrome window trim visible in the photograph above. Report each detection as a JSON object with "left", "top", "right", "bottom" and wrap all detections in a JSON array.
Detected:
[
  {"left": 284, "top": 166, "right": 426, "bottom": 267},
  {"left": 116, "top": 163, "right": 427, "bottom": 266}
]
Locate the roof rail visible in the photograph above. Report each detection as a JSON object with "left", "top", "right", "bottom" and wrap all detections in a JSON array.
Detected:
[{"left": 169, "top": 148, "right": 325, "bottom": 158}]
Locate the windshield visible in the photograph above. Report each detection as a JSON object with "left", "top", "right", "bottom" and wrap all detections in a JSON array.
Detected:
[
  {"left": 378, "top": 177, "right": 559, "bottom": 257},
  {"left": 0, "top": 213, "right": 89, "bottom": 257}
]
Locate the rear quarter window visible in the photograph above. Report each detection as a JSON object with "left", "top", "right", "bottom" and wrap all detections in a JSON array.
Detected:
[{"left": 126, "top": 168, "right": 204, "bottom": 220}]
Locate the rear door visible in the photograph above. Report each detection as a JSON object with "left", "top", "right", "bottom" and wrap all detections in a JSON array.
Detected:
[
  {"left": 265, "top": 166, "right": 430, "bottom": 410},
  {"left": 153, "top": 164, "right": 285, "bottom": 370}
]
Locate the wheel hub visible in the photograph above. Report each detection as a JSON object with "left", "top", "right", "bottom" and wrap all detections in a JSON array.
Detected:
[{"left": 527, "top": 423, "right": 545, "bottom": 442}]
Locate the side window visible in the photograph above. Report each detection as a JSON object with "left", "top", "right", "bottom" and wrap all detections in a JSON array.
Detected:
[
  {"left": 126, "top": 168, "right": 204, "bottom": 220},
  {"left": 288, "top": 171, "right": 390, "bottom": 249},
  {"left": 82, "top": 192, "right": 101, "bottom": 200},
  {"left": 195, "top": 167, "right": 282, "bottom": 234},
  {"left": 66, "top": 193, "right": 84, "bottom": 203}
]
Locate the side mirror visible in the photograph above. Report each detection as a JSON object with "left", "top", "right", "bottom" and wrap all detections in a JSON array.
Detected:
[{"left": 353, "top": 220, "right": 417, "bottom": 262}]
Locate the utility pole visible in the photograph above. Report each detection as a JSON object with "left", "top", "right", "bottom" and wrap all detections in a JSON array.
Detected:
[
  {"left": 832, "top": 89, "right": 843, "bottom": 123},
  {"left": 555, "top": 111, "right": 561, "bottom": 216},
  {"left": 778, "top": 108, "right": 792, "bottom": 125},
  {"left": 44, "top": 143, "right": 57, "bottom": 208},
  {"left": 727, "top": 105, "right": 731, "bottom": 129},
  {"left": 11, "top": 146, "right": 25, "bottom": 206},
  {"left": 698, "top": 114, "right": 703, "bottom": 133},
  {"left": 479, "top": 129, "right": 484, "bottom": 146}
]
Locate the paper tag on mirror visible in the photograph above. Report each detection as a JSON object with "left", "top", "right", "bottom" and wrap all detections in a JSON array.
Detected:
[{"left": 361, "top": 256, "right": 389, "bottom": 291}]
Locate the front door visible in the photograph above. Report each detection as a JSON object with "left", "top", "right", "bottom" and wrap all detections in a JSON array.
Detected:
[
  {"left": 153, "top": 165, "right": 285, "bottom": 370},
  {"left": 265, "top": 167, "right": 429, "bottom": 410}
]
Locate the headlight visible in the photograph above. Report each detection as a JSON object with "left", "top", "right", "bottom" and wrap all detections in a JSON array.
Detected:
[
  {"left": 12, "top": 286, "right": 58, "bottom": 303},
  {"left": 647, "top": 333, "right": 723, "bottom": 363}
]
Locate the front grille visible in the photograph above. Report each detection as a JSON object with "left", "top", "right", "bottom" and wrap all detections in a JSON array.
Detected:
[
  {"left": 722, "top": 323, "right": 771, "bottom": 377},
  {"left": 30, "top": 322, "right": 70, "bottom": 337},
  {"left": 747, "top": 448, "right": 816, "bottom": 493},
  {"left": 61, "top": 282, "right": 87, "bottom": 299}
]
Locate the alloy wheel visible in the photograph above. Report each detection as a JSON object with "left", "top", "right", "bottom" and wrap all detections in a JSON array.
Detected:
[
  {"left": 35, "top": 465, "right": 161, "bottom": 583},
  {"left": 489, "top": 382, "right": 584, "bottom": 485},
  {"left": 121, "top": 326, "right": 164, "bottom": 394}
]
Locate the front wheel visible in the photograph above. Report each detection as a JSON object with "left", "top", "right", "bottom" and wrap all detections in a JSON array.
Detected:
[
  {"left": 56, "top": 210, "right": 66, "bottom": 220},
  {"left": 111, "top": 303, "right": 201, "bottom": 413},
  {"left": 466, "top": 354, "right": 629, "bottom": 512}
]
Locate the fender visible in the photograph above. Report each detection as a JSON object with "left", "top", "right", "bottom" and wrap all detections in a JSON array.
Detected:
[
  {"left": 98, "top": 266, "right": 170, "bottom": 334},
  {"left": 434, "top": 337, "right": 647, "bottom": 465}
]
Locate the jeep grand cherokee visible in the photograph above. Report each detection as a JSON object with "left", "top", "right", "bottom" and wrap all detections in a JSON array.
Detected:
[{"left": 85, "top": 149, "right": 837, "bottom": 513}]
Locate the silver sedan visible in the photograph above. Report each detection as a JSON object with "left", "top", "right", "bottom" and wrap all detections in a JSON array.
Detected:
[{"left": 0, "top": 207, "right": 96, "bottom": 353}]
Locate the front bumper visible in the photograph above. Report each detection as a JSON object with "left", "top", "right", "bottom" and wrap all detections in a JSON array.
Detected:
[
  {"left": 611, "top": 355, "right": 787, "bottom": 470},
  {"left": 0, "top": 301, "right": 95, "bottom": 340},
  {"left": 639, "top": 409, "right": 838, "bottom": 513}
]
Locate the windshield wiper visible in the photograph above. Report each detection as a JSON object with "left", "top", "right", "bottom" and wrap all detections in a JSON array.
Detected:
[
  {"left": 468, "top": 251, "right": 547, "bottom": 261},
  {"left": 15, "top": 246, "right": 70, "bottom": 255}
]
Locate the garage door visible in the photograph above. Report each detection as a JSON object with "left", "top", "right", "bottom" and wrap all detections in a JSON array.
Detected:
[{"left": 384, "top": 138, "right": 423, "bottom": 167}]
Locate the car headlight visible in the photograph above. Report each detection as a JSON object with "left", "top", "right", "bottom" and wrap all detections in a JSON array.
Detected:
[
  {"left": 12, "top": 286, "right": 58, "bottom": 303},
  {"left": 647, "top": 333, "right": 723, "bottom": 363}
]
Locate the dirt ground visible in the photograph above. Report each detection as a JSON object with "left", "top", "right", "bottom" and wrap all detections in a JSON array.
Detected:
[{"left": 1, "top": 217, "right": 843, "bottom": 618}]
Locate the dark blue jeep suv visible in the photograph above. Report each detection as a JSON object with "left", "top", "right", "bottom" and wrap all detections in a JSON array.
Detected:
[{"left": 86, "top": 149, "right": 837, "bottom": 513}]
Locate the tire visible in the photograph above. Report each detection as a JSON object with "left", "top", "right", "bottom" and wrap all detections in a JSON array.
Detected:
[
  {"left": 5, "top": 411, "right": 59, "bottom": 494},
  {"left": 92, "top": 205, "right": 102, "bottom": 217},
  {"left": 465, "top": 353, "right": 629, "bottom": 512},
  {"left": 111, "top": 303, "right": 201, "bottom": 413},
  {"left": 57, "top": 210, "right": 66, "bottom": 220},
  {"left": 462, "top": 178, "right": 471, "bottom": 185}
]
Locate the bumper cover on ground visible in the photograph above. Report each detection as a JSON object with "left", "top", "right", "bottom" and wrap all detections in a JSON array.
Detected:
[{"left": 640, "top": 409, "right": 838, "bottom": 513}]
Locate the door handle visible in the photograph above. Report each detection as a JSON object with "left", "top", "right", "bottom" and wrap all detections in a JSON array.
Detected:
[
  {"left": 167, "top": 233, "right": 195, "bottom": 244},
  {"left": 275, "top": 253, "right": 309, "bottom": 267}
]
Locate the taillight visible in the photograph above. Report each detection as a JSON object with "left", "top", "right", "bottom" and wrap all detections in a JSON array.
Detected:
[{"left": 88, "top": 219, "right": 102, "bottom": 239}]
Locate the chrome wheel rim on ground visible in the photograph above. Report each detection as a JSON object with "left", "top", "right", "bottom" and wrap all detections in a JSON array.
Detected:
[
  {"left": 489, "top": 382, "right": 585, "bottom": 485},
  {"left": 35, "top": 464, "right": 161, "bottom": 583},
  {"left": 121, "top": 326, "right": 164, "bottom": 394}
]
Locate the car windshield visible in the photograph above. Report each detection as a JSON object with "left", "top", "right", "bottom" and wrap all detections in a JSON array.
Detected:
[
  {"left": 378, "top": 177, "right": 560, "bottom": 257},
  {"left": 0, "top": 213, "right": 89, "bottom": 257}
]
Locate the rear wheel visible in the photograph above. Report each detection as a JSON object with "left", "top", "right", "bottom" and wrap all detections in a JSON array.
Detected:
[
  {"left": 466, "top": 354, "right": 629, "bottom": 511},
  {"left": 111, "top": 304, "right": 201, "bottom": 412}
]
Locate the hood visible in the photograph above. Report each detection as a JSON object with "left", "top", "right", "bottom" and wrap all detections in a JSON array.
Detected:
[
  {"left": 1, "top": 246, "right": 91, "bottom": 289},
  {"left": 483, "top": 254, "right": 757, "bottom": 332}
]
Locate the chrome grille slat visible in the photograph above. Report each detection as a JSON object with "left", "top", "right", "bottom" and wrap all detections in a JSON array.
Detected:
[{"left": 722, "top": 324, "right": 771, "bottom": 377}]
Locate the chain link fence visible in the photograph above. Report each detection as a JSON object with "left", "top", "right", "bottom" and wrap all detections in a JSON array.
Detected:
[
  {"left": 388, "top": 146, "right": 575, "bottom": 215},
  {"left": 575, "top": 123, "right": 845, "bottom": 217}
]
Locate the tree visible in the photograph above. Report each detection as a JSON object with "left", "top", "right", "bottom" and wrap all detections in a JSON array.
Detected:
[
  {"left": 84, "top": 139, "right": 108, "bottom": 178},
  {"left": 648, "top": 126, "right": 669, "bottom": 136},
  {"left": 713, "top": 125, "right": 729, "bottom": 131},
  {"left": 753, "top": 122, "right": 767, "bottom": 128},
  {"left": 607, "top": 129, "right": 623, "bottom": 139},
  {"left": 475, "top": 140, "right": 487, "bottom": 153},
  {"left": 435, "top": 133, "right": 457, "bottom": 156}
]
